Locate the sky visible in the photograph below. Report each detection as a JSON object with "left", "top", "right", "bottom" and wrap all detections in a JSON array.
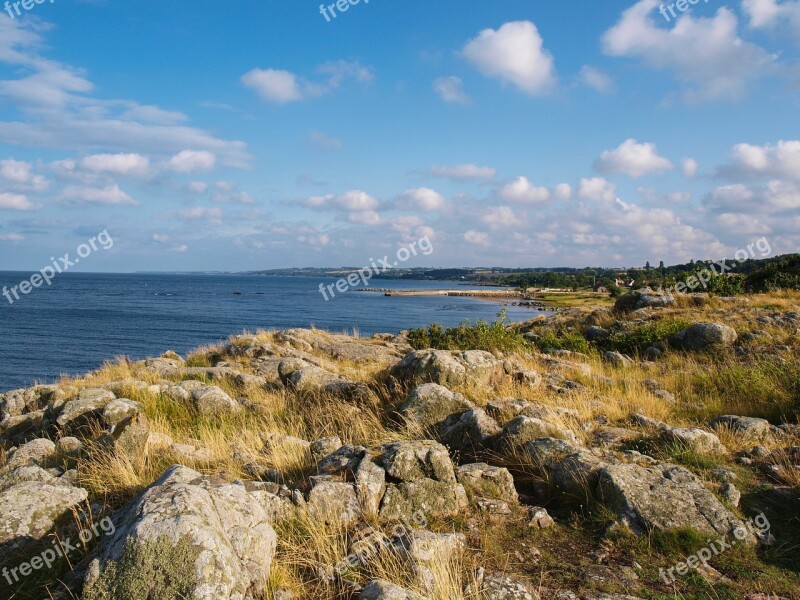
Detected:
[{"left": 0, "top": 0, "right": 798, "bottom": 272}]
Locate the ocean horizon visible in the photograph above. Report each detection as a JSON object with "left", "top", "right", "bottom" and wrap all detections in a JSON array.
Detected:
[{"left": 0, "top": 271, "right": 543, "bottom": 392}]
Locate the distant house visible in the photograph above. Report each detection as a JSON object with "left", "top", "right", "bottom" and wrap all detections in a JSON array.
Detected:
[{"left": 594, "top": 285, "right": 608, "bottom": 293}]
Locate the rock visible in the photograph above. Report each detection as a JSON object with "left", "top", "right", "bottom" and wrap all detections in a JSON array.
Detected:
[
  {"left": 377, "top": 441, "right": 457, "bottom": 484},
  {"left": 513, "top": 370, "right": 543, "bottom": 387},
  {"left": 361, "top": 579, "right": 428, "bottom": 600},
  {"left": 307, "top": 481, "right": 361, "bottom": 525},
  {"left": 486, "top": 400, "right": 578, "bottom": 425},
  {"left": 398, "top": 384, "right": 474, "bottom": 430},
  {"left": 597, "top": 463, "right": 751, "bottom": 539},
  {"left": 664, "top": 428, "right": 728, "bottom": 455},
  {"left": 495, "top": 416, "right": 578, "bottom": 453},
  {"left": 0, "top": 481, "right": 88, "bottom": 552},
  {"left": 551, "top": 451, "right": 608, "bottom": 496},
  {"left": 56, "top": 388, "right": 116, "bottom": 431},
  {"left": 710, "top": 415, "right": 773, "bottom": 441},
  {"left": 528, "top": 506, "right": 555, "bottom": 529},
  {"left": 479, "top": 573, "right": 536, "bottom": 599},
  {"left": 56, "top": 436, "right": 83, "bottom": 457},
  {"left": 277, "top": 358, "right": 313, "bottom": 386},
  {"left": 584, "top": 326, "right": 610, "bottom": 343},
  {"left": 456, "top": 463, "right": 518, "bottom": 503},
  {"left": 394, "top": 529, "right": 466, "bottom": 564},
  {"left": 309, "top": 436, "right": 343, "bottom": 462},
  {"left": 630, "top": 414, "right": 669, "bottom": 431},
  {"left": 4, "top": 437, "right": 56, "bottom": 470},
  {"left": 191, "top": 385, "right": 241, "bottom": 416},
  {"left": 104, "top": 412, "right": 151, "bottom": 456},
  {"left": 102, "top": 398, "right": 144, "bottom": 427},
  {"left": 671, "top": 323, "right": 738, "bottom": 351},
  {"left": 603, "top": 351, "right": 633, "bottom": 367},
  {"left": 379, "top": 480, "right": 467, "bottom": 522},
  {"left": 288, "top": 366, "right": 343, "bottom": 390},
  {"left": 355, "top": 456, "right": 386, "bottom": 517},
  {"left": 615, "top": 288, "right": 674, "bottom": 312},
  {"left": 275, "top": 329, "right": 403, "bottom": 364},
  {"left": 83, "top": 465, "right": 278, "bottom": 600},
  {"left": 525, "top": 437, "right": 585, "bottom": 468},
  {"left": 720, "top": 483, "right": 741, "bottom": 507},
  {"left": 592, "top": 427, "right": 641, "bottom": 448},
  {"left": 438, "top": 409, "right": 501, "bottom": 455},
  {"left": 391, "top": 350, "right": 505, "bottom": 388},
  {"left": 643, "top": 346, "right": 662, "bottom": 361},
  {"left": 317, "top": 445, "right": 366, "bottom": 478}
]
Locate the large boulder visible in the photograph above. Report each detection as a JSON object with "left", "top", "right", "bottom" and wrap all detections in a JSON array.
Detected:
[
  {"left": 438, "top": 409, "right": 501, "bottom": 455},
  {"left": 191, "top": 386, "right": 242, "bottom": 416},
  {"left": 307, "top": 481, "right": 361, "bottom": 525},
  {"left": 494, "top": 416, "right": 579, "bottom": 453},
  {"left": 710, "top": 415, "right": 774, "bottom": 441},
  {"left": 362, "top": 579, "right": 429, "bottom": 600},
  {"left": 615, "top": 288, "right": 674, "bottom": 312},
  {"left": 664, "top": 428, "right": 728, "bottom": 455},
  {"left": 83, "top": 465, "right": 279, "bottom": 600},
  {"left": 391, "top": 350, "right": 506, "bottom": 388},
  {"left": 398, "top": 384, "right": 474, "bottom": 430},
  {"left": 456, "top": 463, "right": 518, "bottom": 503},
  {"left": 671, "top": 323, "right": 737, "bottom": 351},
  {"left": 597, "top": 463, "right": 751, "bottom": 539},
  {"left": 0, "top": 481, "right": 88, "bottom": 552},
  {"left": 56, "top": 388, "right": 116, "bottom": 431},
  {"left": 3, "top": 437, "right": 56, "bottom": 470}
]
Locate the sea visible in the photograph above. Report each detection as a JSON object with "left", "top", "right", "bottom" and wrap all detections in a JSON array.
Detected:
[{"left": 0, "top": 272, "right": 548, "bottom": 392}]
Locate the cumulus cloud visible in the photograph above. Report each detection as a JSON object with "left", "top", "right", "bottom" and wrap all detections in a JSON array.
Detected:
[
  {"left": 577, "top": 66, "right": 615, "bottom": 94},
  {"left": 483, "top": 206, "right": 523, "bottom": 229},
  {"left": 305, "top": 189, "right": 378, "bottom": 212},
  {"left": 0, "top": 232, "right": 24, "bottom": 242},
  {"left": 0, "top": 192, "right": 37, "bottom": 211},
  {"left": 152, "top": 233, "right": 169, "bottom": 243},
  {"left": 706, "top": 180, "right": 800, "bottom": 213},
  {"left": 167, "top": 150, "right": 216, "bottom": 173},
  {"left": 0, "top": 158, "right": 48, "bottom": 191},
  {"left": 578, "top": 177, "right": 617, "bottom": 201},
  {"left": 399, "top": 188, "right": 446, "bottom": 212},
  {"left": 554, "top": 183, "right": 572, "bottom": 200},
  {"left": 682, "top": 158, "right": 699, "bottom": 178},
  {"left": 602, "top": 0, "right": 776, "bottom": 102},
  {"left": 433, "top": 76, "right": 470, "bottom": 103},
  {"left": 60, "top": 183, "right": 138, "bottom": 206},
  {"left": 430, "top": 164, "right": 496, "bottom": 180},
  {"left": 498, "top": 176, "right": 551, "bottom": 204},
  {"left": 242, "top": 60, "right": 373, "bottom": 103},
  {"left": 212, "top": 181, "right": 256, "bottom": 205},
  {"left": 727, "top": 140, "right": 800, "bottom": 180},
  {"left": 81, "top": 153, "right": 150, "bottom": 176},
  {"left": 742, "top": 0, "right": 800, "bottom": 36},
  {"left": 178, "top": 207, "right": 223, "bottom": 222},
  {"left": 595, "top": 139, "right": 673, "bottom": 177},
  {"left": 462, "top": 21, "right": 556, "bottom": 95}
]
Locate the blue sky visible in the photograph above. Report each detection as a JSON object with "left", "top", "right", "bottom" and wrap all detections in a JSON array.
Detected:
[{"left": 0, "top": 0, "right": 798, "bottom": 271}]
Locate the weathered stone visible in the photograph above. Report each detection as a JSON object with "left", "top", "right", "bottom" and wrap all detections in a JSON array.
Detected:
[
  {"left": 597, "top": 463, "right": 751, "bottom": 539},
  {"left": 309, "top": 436, "right": 343, "bottom": 462},
  {"left": 456, "top": 463, "right": 518, "bottom": 503},
  {"left": 83, "top": 465, "right": 278, "bottom": 600},
  {"left": 615, "top": 288, "right": 675, "bottom": 312},
  {"left": 308, "top": 481, "right": 361, "bottom": 525},
  {"left": 394, "top": 529, "right": 466, "bottom": 564},
  {"left": 355, "top": 456, "right": 386, "bottom": 517},
  {"left": 671, "top": 323, "right": 737, "bottom": 351},
  {"left": 378, "top": 440, "right": 457, "bottom": 484},
  {"left": 710, "top": 415, "right": 773, "bottom": 441},
  {"left": 720, "top": 483, "right": 741, "bottom": 507},
  {"left": 191, "top": 385, "right": 241, "bottom": 416},
  {"left": 361, "top": 579, "right": 428, "bottom": 600},
  {"left": 528, "top": 506, "right": 555, "bottom": 529},
  {"left": 56, "top": 388, "right": 116, "bottom": 430},
  {"left": 379, "top": 479, "right": 467, "bottom": 521},
  {"left": 664, "top": 428, "right": 728, "bottom": 455},
  {"left": 604, "top": 351, "right": 634, "bottom": 368},
  {"left": 479, "top": 573, "right": 536, "bottom": 599},
  {"left": 391, "top": 350, "right": 505, "bottom": 388},
  {"left": 4, "top": 437, "right": 56, "bottom": 470},
  {"left": 102, "top": 398, "right": 144, "bottom": 427},
  {"left": 398, "top": 383, "right": 474, "bottom": 430},
  {"left": 317, "top": 445, "right": 366, "bottom": 478},
  {"left": 438, "top": 409, "right": 501, "bottom": 455},
  {"left": 495, "top": 416, "right": 578, "bottom": 453},
  {"left": 0, "top": 481, "right": 88, "bottom": 552}
]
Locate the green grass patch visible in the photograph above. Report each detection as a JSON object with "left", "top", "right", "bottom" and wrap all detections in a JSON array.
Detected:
[{"left": 408, "top": 309, "right": 528, "bottom": 353}]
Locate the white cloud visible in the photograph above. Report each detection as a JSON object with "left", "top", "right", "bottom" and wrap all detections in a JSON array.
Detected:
[
  {"left": 462, "top": 21, "right": 556, "bottom": 96},
  {"left": 81, "top": 153, "right": 150, "bottom": 176},
  {"left": 602, "top": 0, "right": 776, "bottom": 102},
  {"left": 152, "top": 233, "right": 169, "bottom": 243},
  {"left": 167, "top": 150, "right": 216, "bottom": 173},
  {"left": 705, "top": 180, "right": 800, "bottom": 214},
  {"left": 0, "top": 232, "right": 24, "bottom": 241},
  {"left": 169, "top": 244, "right": 189, "bottom": 253},
  {"left": 242, "top": 60, "right": 373, "bottom": 103},
  {"left": 211, "top": 181, "right": 256, "bottom": 205},
  {"left": 742, "top": 0, "right": 800, "bottom": 36},
  {"left": 577, "top": 66, "right": 615, "bottom": 94},
  {"left": 464, "top": 230, "right": 491, "bottom": 246},
  {"left": 578, "top": 177, "right": 617, "bottom": 201},
  {"left": 682, "top": 158, "right": 699, "bottom": 178},
  {"left": 187, "top": 181, "right": 208, "bottom": 194},
  {"left": 498, "top": 176, "right": 551, "bottom": 204},
  {"left": 305, "top": 189, "right": 378, "bottom": 212},
  {"left": 178, "top": 207, "right": 223, "bottom": 222},
  {"left": 595, "top": 139, "right": 673, "bottom": 177},
  {"left": 0, "top": 158, "right": 48, "bottom": 191},
  {"left": 348, "top": 210, "right": 382, "bottom": 226},
  {"left": 0, "top": 192, "right": 36, "bottom": 211},
  {"left": 430, "top": 164, "right": 496, "bottom": 180},
  {"left": 483, "top": 206, "right": 522, "bottom": 229},
  {"left": 400, "top": 188, "right": 446, "bottom": 212},
  {"left": 728, "top": 140, "right": 800, "bottom": 180},
  {"left": 554, "top": 183, "right": 572, "bottom": 200},
  {"left": 61, "top": 184, "right": 138, "bottom": 206},
  {"left": 433, "top": 76, "right": 470, "bottom": 103}
]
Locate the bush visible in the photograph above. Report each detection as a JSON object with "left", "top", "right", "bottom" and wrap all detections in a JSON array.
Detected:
[
  {"left": 607, "top": 318, "right": 690, "bottom": 354},
  {"left": 532, "top": 329, "right": 591, "bottom": 354},
  {"left": 407, "top": 309, "right": 527, "bottom": 353}
]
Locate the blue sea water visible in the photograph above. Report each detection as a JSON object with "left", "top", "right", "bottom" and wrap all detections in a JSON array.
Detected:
[{"left": 0, "top": 272, "right": 546, "bottom": 392}]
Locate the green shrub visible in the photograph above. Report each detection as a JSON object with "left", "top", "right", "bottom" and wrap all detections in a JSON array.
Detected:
[
  {"left": 607, "top": 318, "right": 690, "bottom": 354},
  {"left": 407, "top": 309, "right": 527, "bottom": 353},
  {"left": 532, "top": 329, "right": 591, "bottom": 354}
]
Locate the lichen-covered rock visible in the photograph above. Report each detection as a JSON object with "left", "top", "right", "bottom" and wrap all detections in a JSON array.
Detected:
[
  {"left": 4, "top": 437, "right": 56, "bottom": 470},
  {"left": 102, "top": 398, "right": 144, "bottom": 427},
  {"left": 671, "top": 323, "right": 738, "bottom": 351},
  {"left": 664, "top": 428, "right": 728, "bottom": 455},
  {"left": 379, "top": 479, "right": 467, "bottom": 522},
  {"left": 391, "top": 350, "right": 505, "bottom": 388},
  {"left": 361, "top": 579, "right": 429, "bottom": 600},
  {"left": 398, "top": 383, "right": 474, "bottom": 430},
  {"left": 83, "top": 465, "right": 278, "bottom": 600},
  {"left": 310, "top": 436, "right": 343, "bottom": 462},
  {"left": 0, "top": 481, "right": 88, "bottom": 552},
  {"left": 597, "top": 463, "right": 751, "bottom": 539},
  {"left": 615, "top": 288, "right": 674, "bottom": 312},
  {"left": 317, "top": 445, "right": 366, "bottom": 478},
  {"left": 355, "top": 455, "right": 386, "bottom": 517},
  {"left": 603, "top": 351, "right": 634, "bottom": 368},
  {"left": 191, "top": 385, "right": 242, "bottom": 416},
  {"left": 479, "top": 573, "right": 536, "bottom": 599},
  {"left": 307, "top": 481, "right": 361, "bottom": 525},
  {"left": 56, "top": 388, "right": 116, "bottom": 430},
  {"left": 456, "top": 463, "right": 518, "bottom": 503},
  {"left": 438, "top": 409, "right": 501, "bottom": 455},
  {"left": 394, "top": 529, "right": 466, "bottom": 564},
  {"left": 377, "top": 440, "right": 457, "bottom": 484},
  {"left": 710, "top": 415, "right": 774, "bottom": 441},
  {"left": 495, "top": 416, "right": 578, "bottom": 453}
]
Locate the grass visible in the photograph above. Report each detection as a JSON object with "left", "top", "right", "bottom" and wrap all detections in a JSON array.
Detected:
[{"left": 407, "top": 309, "right": 528, "bottom": 353}]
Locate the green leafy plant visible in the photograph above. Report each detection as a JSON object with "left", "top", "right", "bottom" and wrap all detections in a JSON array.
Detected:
[{"left": 407, "top": 309, "right": 527, "bottom": 352}]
